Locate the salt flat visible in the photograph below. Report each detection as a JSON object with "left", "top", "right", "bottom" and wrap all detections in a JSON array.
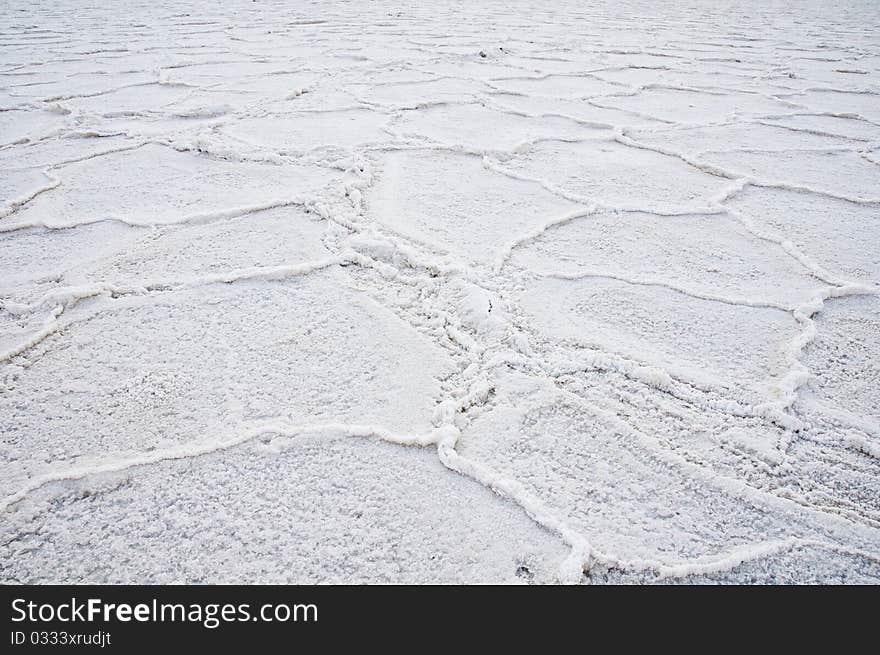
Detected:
[{"left": 1, "top": 0, "right": 879, "bottom": 584}]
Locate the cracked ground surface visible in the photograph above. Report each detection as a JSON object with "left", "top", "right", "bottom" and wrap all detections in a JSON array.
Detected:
[{"left": 1, "top": 0, "right": 879, "bottom": 584}]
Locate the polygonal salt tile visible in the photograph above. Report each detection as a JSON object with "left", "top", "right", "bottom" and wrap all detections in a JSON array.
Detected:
[
  {"left": 726, "top": 186, "right": 880, "bottom": 284},
  {"left": 702, "top": 149, "right": 880, "bottom": 202},
  {"left": 597, "top": 87, "right": 795, "bottom": 123},
  {"left": 353, "top": 77, "right": 488, "bottom": 108},
  {"left": 456, "top": 374, "right": 874, "bottom": 574},
  {"left": 794, "top": 89, "right": 880, "bottom": 123},
  {"left": 0, "top": 168, "right": 55, "bottom": 211},
  {"left": 761, "top": 114, "right": 880, "bottom": 142},
  {"left": 499, "top": 139, "right": 729, "bottom": 212},
  {"left": 0, "top": 268, "right": 453, "bottom": 499},
  {"left": 0, "top": 222, "right": 147, "bottom": 292},
  {"left": 629, "top": 121, "right": 851, "bottom": 154},
  {"left": 367, "top": 148, "right": 584, "bottom": 265},
  {"left": 0, "top": 108, "right": 68, "bottom": 145},
  {"left": 490, "top": 74, "right": 623, "bottom": 99},
  {"left": 57, "top": 82, "right": 193, "bottom": 116},
  {"left": 0, "top": 439, "right": 570, "bottom": 584},
  {"left": 223, "top": 109, "right": 391, "bottom": 153},
  {"left": 87, "top": 205, "right": 330, "bottom": 285},
  {"left": 802, "top": 295, "right": 880, "bottom": 429},
  {"left": 8, "top": 144, "right": 338, "bottom": 229},
  {"left": 487, "top": 92, "right": 665, "bottom": 128},
  {"left": 510, "top": 210, "right": 824, "bottom": 305},
  {"left": 517, "top": 276, "right": 800, "bottom": 396},
  {"left": 392, "top": 102, "right": 607, "bottom": 151}
]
